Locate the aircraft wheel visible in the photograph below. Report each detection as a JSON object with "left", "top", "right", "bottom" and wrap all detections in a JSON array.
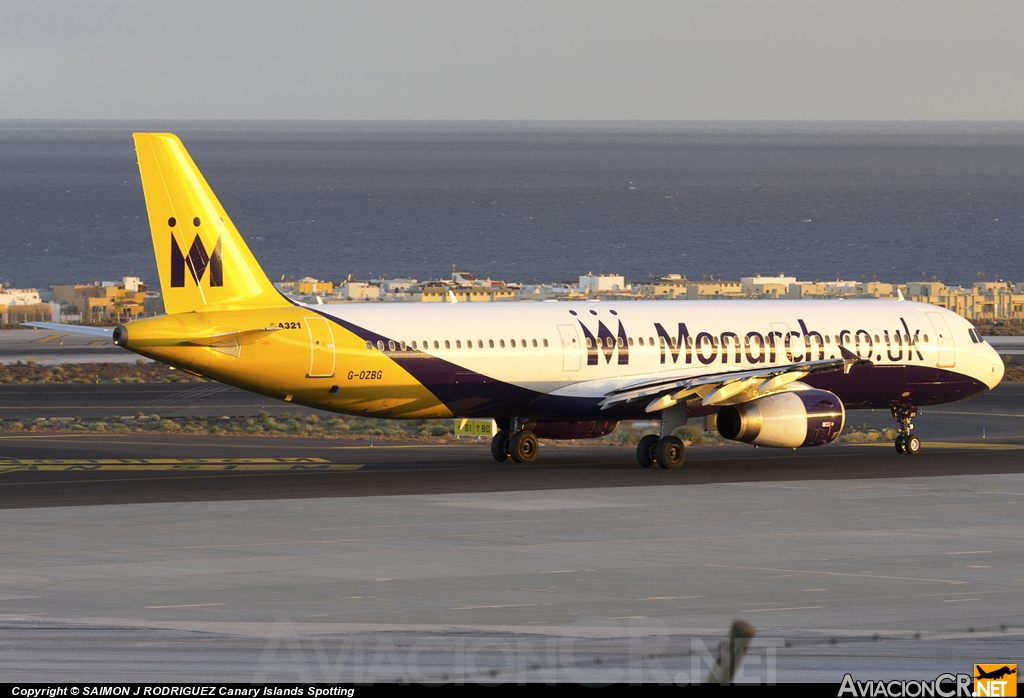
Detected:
[
  {"left": 655, "top": 435, "right": 686, "bottom": 470},
  {"left": 904, "top": 434, "right": 921, "bottom": 455},
  {"left": 637, "top": 435, "right": 659, "bottom": 468},
  {"left": 509, "top": 430, "right": 539, "bottom": 464},
  {"left": 894, "top": 434, "right": 906, "bottom": 454},
  {"left": 491, "top": 429, "right": 511, "bottom": 463}
]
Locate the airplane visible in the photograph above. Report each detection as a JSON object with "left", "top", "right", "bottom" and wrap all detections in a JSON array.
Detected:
[
  {"left": 975, "top": 666, "right": 1017, "bottom": 681},
  {"left": 26, "top": 133, "right": 1006, "bottom": 468}
]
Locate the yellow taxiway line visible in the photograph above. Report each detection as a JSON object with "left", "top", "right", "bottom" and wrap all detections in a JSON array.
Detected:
[
  {"left": 0, "top": 458, "right": 363, "bottom": 472},
  {"left": 30, "top": 333, "right": 66, "bottom": 343}
]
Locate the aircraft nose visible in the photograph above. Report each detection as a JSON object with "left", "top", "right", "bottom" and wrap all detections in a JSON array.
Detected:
[{"left": 985, "top": 345, "right": 1005, "bottom": 390}]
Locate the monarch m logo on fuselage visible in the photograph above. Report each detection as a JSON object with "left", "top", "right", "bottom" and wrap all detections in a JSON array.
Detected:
[
  {"left": 577, "top": 318, "right": 629, "bottom": 366},
  {"left": 171, "top": 234, "right": 223, "bottom": 288}
]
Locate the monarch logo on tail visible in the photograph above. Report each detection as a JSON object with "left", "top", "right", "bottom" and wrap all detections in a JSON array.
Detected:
[
  {"left": 171, "top": 233, "right": 223, "bottom": 288},
  {"left": 135, "top": 132, "right": 291, "bottom": 313}
]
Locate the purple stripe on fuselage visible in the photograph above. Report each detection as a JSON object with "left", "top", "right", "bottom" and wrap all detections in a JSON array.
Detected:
[
  {"left": 804, "top": 364, "right": 988, "bottom": 408},
  {"left": 319, "top": 313, "right": 540, "bottom": 418}
]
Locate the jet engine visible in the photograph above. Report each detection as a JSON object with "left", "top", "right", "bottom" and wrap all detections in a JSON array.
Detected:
[{"left": 716, "top": 389, "right": 845, "bottom": 448}]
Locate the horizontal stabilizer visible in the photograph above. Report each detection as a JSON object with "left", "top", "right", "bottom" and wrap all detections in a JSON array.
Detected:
[
  {"left": 113, "top": 325, "right": 281, "bottom": 349},
  {"left": 22, "top": 322, "right": 113, "bottom": 338},
  {"left": 184, "top": 327, "right": 281, "bottom": 346}
]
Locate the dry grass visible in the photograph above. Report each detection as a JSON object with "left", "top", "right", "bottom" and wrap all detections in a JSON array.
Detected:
[{"left": 0, "top": 360, "right": 205, "bottom": 384}]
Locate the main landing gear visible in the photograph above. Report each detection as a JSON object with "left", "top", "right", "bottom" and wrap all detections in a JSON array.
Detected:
[
  {"left": 892, "top": 406, "right": 922, "bottom": 455},
  {"left": 635, "top": 403, "right": 688, "bottom": 469},
  {"left": 490, "top": 419, "right": 539, "bottom": 464},
  {"left": 636, "top": 434, "right": 686, "bottom": 469}
]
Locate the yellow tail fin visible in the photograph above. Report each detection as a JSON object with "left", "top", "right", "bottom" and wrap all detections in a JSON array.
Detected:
[{"left": 134, "top": 133, "right": 289, "bottom": 314}]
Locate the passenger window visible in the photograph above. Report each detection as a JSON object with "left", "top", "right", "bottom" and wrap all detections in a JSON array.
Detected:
[
  {"left": 585, "top": 337, "right": 592, "bottom": 348},
  {"left": 500, "top": 339, "right": 505, "bottom": 348},
  {"left": 400, "top": 341, "right": 406, "bottom": 351},
  {"left": 489, "top": 339, "right": 494, "bottom": 348},
  {"left": 388, "top": 340, "right": 396, "bottom": 351},
  {"left": 377, "top": 340, "right": 384, "bottom": 351},
  {"left": 511, "top": 339, "right": 517, "bottom": 348},
  {"left": 366, "top": 341, "right": 373, "bottom": 351},
  {"left": 444, "top": 340, "right": 450, "bottom": 349},
  {"left": 543, "top": 338, "right": 549, "bottom": 347},
  {"left": 532, "top": 339, "right": 538, "bottom": 348},
  {"left": 411, "top": 341, "right": 417, "bottom": 350},
  {"left": 638, "top": 337, "right": 644, "bottom": 346},
  {"left": 456, "top": 340, "right": 462, "bottom": 348},
  {"left": 434, "top": 340, "right": 440, "bottom": 349}
]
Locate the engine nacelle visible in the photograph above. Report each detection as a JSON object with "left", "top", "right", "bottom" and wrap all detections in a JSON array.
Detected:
[{"left": 716, "top": 389, "right": 845, "bottom": 448}]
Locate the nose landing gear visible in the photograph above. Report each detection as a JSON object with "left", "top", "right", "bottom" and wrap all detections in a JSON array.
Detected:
[{"left": 892, "top": 406, "right": 922, "bottom": 455}]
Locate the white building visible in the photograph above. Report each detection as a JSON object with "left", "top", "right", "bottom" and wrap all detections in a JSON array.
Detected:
[{"left": 578, "top": 273, "right": 626, "bottom": 294}]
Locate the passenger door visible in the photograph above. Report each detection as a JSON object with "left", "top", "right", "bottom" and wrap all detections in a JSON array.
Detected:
[
  {"left": 926, "top": 312, "right": 956, "bottom": 368},
  {"left": 304, "top": 316, "right": 336, "bottom": 377}
]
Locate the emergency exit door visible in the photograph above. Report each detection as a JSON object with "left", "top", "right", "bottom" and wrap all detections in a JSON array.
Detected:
[{"left": 558, "top": 324, "right": 581, "bottom": 371}]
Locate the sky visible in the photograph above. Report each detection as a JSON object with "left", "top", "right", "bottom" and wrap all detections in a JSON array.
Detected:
[{"left": 2, "top": 0, "right": 1024, "bottom": 121}]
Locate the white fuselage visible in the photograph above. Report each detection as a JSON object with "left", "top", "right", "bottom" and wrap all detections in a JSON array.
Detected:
[{"left": 315, "top": 298, "right": 1003, "bottom": 419}]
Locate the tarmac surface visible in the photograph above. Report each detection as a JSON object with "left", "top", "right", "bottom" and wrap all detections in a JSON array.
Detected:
[{"left": 1, "top": 365, "right": 1022, "bottom": 682}]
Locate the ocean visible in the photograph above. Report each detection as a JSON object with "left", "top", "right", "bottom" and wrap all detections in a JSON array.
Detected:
[{"left": 1, "top": 120, "right": 1023, "bottom": 289}]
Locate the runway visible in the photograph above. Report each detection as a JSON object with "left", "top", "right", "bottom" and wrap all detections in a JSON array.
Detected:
[
  {"left": 2, "top": 376, "right": 1023, "bottom": 682},
  {"left": 2, "top": 429, "right": 1023, "bottom": 682},
  {"left": 2, "top": 432, "right": 1024, "bottom": 509}
]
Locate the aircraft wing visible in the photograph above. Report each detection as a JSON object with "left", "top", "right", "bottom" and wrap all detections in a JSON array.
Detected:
[
  {"left": 599, "top": 346, "right": 870, "bottom": 412},
  {"left": 22, "top": 321, "right": 114, "bottom": 337}
]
